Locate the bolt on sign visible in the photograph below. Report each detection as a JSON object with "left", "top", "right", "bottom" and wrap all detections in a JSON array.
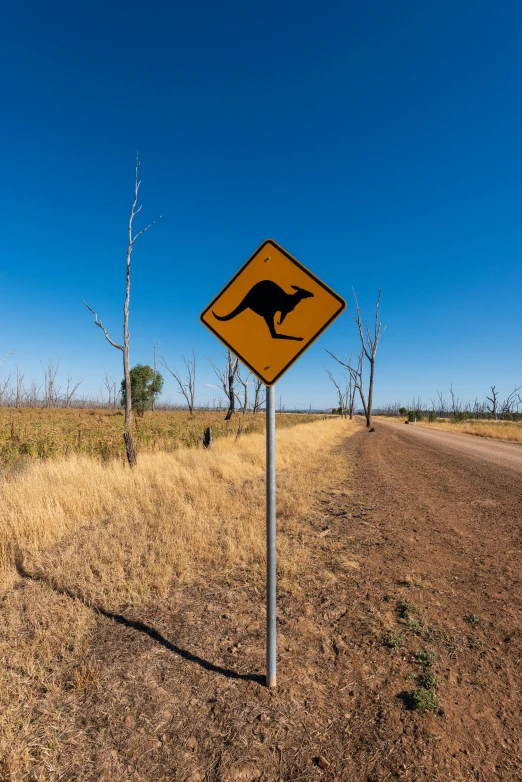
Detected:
[{"left": 200, "top": 239, "right": 346, "bottom": 385}]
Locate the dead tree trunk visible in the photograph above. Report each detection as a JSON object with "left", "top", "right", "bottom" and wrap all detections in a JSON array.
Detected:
[
  {"left": 162, "top": 350, "right": 196, "bottom": 414},
  {"left": 199, "top": 427, "right": 213, "bottom": 449},
  {"left": 252, "top": 377, "right": 266, "bottom": 413},
  {"left": 326, "top": 349, "right": 368, "bottom": 422},
  {"left": 226, "top": 353, "right": 239, "bottom": 420},
  {"left": 236, "top": 366, "right": 251, "bottom": 414},
  {"left": 351, "top": 289, "right": 385, "bottom": 427},
  {"left": 326, "top": 370, "right": 345, "bottom": 418},
  {"left": 152, "top": 339, "right": 160, "bottom": 412},
  {"left": 208, "top": 351, "right": 239, "bottom": 421},
  {"left": 84, "top": 154, "right": 161, "bottom": 467},
  {"left": 325, "top": 289, "right": 384, "bottom": 428}
]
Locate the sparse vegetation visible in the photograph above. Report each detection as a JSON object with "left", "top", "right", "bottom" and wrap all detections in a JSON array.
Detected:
[
  {"left": 0, "top": 408, "right": 322, "bottom": 469},
  {"left": 413, "top": 649, "right": 437, "bottom": 667},
  {"left": 377, "top": 415, "right": 522, "bottom": 444},
  {"left": 0, "top": 417, "right": 354, "bottom": 594},
  {"left": 404, "top": 687, "right": 439, "bottom": 711},
  {"left": 418, "top": 671, "right": 439, "bottom": 690},
  {"left": 384, "top": 632, "right": 404, "bottom": 648},
  {"left": 397, "top": 601, "right": 421, "bottom": 620}
]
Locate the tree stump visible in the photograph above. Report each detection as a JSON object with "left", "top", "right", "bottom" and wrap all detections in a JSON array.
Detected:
[
  {"left": 199, "top": 427, "right": 213, "bottom": 449},
  {"left": 123, "top": 431, "right": 137, "bottom": 467},
  {"left": 235, "top": 424, "right": 244, "bottom": 442}
]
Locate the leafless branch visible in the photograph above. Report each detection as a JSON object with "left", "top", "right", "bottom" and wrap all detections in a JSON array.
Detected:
[
  {"left": 162, "top": 350, "right": 196, "bottom": 414},
  {"left": 0, "top": 350, "right": 15, "bottom": 367},
  {"left": 83, "top": 302, "right": 124, "bottom": 351},
  {"left": 236, "top": 365, "right": 252, "bottom": 414},
  {"left": 207, "top": 351, "right": 238, "bottom": 420},
  {"left": 252, "top": 376, "right": 266, "bottom": 413}
]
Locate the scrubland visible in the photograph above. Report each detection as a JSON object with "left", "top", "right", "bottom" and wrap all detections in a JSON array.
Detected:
[
  {"left": 0, "top": 408, "right": 323, "bottom": 466},
  {"left": 0, "top": 417, "right": 357, "bottom": 777},
  {"left": 1, "top": 416, "right": 354, "bottom": 599}
]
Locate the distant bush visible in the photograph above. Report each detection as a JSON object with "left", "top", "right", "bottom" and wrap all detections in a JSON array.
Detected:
[
  {"left": 428, "top": 413, "right": 437, "bottom": 423},
  {"left": 408, "top": 410, "right": 423, "bottom": 422},
  {"left": 452, "top": 412, "right": 474, "bottom": 422},
  {"left": 399, "top": 407, "right": 408, "bottom": 416}
]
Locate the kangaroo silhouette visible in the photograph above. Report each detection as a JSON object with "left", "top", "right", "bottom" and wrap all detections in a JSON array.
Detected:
[{"left": 213, "top": 280, "right": 314, "bottom": 341}]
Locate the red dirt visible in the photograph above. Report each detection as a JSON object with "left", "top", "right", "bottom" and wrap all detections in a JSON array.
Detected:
[{"left": 5, "top": 422, "right": 522, "bottom": 780}]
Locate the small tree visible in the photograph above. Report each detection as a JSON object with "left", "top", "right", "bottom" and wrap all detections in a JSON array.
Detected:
[{"left": 121, "top": 364, "right": 163, "bottom": 417}]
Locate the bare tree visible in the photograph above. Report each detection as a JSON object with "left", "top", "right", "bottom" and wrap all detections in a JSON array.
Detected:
[
  {"left": 343, "top": 371, "right": 356, "bottom": 419},
  {"left": 349, "top": 289, "right": 385, "bottom": 427},
  {"left": 326, "top": 370, "right": 345, "bottom": 417},
  {"left": 252, "top": 376, "right": 266, "bottom": 414},
  {"left": 162, "top": 350, "right": 196, "bottom": 415},
  {"left": 448, "top": 383, "right": 462, "bottom": 417},
  {"left": 0, "top": 372, "right": 13, "bottom": 406},
  {"left": 207, "top": 351, "right": 239, "bottom": 421},
  {"left": 14, "top": 366, "right": 26, "bottom": 408},
  {"left": 102, "top": 371, "right": 118, "bottom": 409},
  {"left": 84, "top": 155, "right": 161, "bottom": 466},
  {"left": 152, "top": 339, "right": 160, "bottom": 412},
  {"left": 326, "top": 348, "right": 368, "bottom": 423},
  {"left": 235, "top": 365, "right": 251, "bottom": 414},
  {"left": 485, "top": 386, "right": 498, "bottom": 419},
  {"left": 0, "top": 351, "right": 14, "bottom": 406},
  {"left": 501, "top": 386, "right": 521, "bottom": 416},
  {"left": 40, "top": 354, "right": 62, "bottom": 408},
  {"left": 65, "top": 373, "right": 84, "bottom": 407}
]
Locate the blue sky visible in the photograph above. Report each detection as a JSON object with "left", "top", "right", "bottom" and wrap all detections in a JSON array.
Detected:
[{"left": 1, "top": 0, "right": 521, "bottom": 409}]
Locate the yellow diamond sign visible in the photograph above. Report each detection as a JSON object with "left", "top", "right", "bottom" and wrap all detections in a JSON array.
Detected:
[{"left": 200, "top": 239, "right": 346, "bottom": 385}]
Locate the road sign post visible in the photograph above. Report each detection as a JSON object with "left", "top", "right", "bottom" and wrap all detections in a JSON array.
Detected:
[
  {"left": 266, "top": 384, "right": 277, "bottom": 688},
  {"left": 200, "top": 239, "right": 345, "bottom": 688}
]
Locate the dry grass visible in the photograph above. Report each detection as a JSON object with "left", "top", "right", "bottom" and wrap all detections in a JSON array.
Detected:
[
  {"left": 377, "top": 416, "right": 522, "bottom": 444},
  {"left": 0, "top": 417, "right": 358, "bottom": 777},
  {"left": 0, "top": 408, "right": 324, "bottom": 466},
  {"left": 1, "top": 417, "right": 358, "bottom": 601}
]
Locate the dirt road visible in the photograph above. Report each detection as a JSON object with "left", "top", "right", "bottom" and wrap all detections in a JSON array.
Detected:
[
  {"left": 5, "top": 422, "right": 522, "bottom": 781},
  {"left": 378, "top": 417, "right": 522, "bottom": 475}
]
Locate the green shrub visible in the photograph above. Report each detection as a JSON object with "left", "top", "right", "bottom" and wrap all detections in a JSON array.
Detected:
[
  {"left": 405, "top": 687, "right": 439, "bottom": 711},
  {"left": 418, "top": 671, "right": 439, "bottom": 690},
  {"left": 384, "top": 632, "right": 404, "bottom": 648},
  {"left": 397, "top": 602, "right": 420, "bottom": 619},
  {"left": 413, "top": 650, "right": 437, "bottom": 667}
]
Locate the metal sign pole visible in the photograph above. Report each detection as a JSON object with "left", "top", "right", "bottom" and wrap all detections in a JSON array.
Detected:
[{"left": 266, "top": 383, "right": 277, "bottom": 688}]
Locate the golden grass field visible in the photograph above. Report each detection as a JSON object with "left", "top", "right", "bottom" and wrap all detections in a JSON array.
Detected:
[
  {"left": 376, "top": 415, "right": 522, "bottom": 444},
  {"left": 0, "top": 408, "right": 324, "bottom": 467},
  {"left": 0, "top": 415, "right": 355, "bottom": 596},
  {"left": 0, "top": 417, "right": 358, "bottom": 776}
]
